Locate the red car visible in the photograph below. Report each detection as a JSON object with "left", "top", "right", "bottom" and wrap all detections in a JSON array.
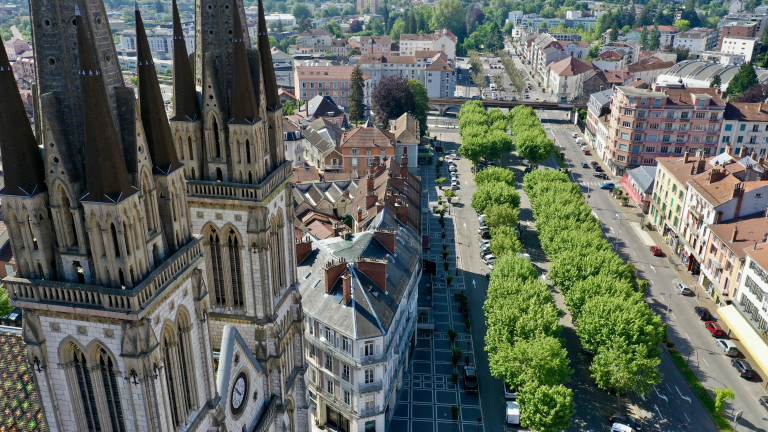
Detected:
[
  {"left": 650, "top": 246, "right": 663, "bottom": 257},
  {"left": 583, "top": 149, "right": 591, "bottom": 155},
  {"left": 706, "top": 321, "right": 726, "bottom": 338}
]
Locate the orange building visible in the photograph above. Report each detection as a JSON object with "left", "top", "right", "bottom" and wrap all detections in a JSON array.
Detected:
[{"left": 339, "top": 122, "right": 396, "bottom": 177}]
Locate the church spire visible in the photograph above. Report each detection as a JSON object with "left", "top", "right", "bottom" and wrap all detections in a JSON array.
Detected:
[
  {"left": 136, "top": 6, "right": 183, "bottom": 175},
  {"left": 257, "top": 0, "right": 282, "bottom": 111},
  {"left": 229, "top": 3, "right": 261, "bottom": 125},
  {"left": 0, "top": 38, "right": 46, "bottom": 197},
  {"left": 76, "top": 7, "right": 136, "bottom": 203},
  {"left": 170, "top": 0, "right": 200, "bottom": 122}
]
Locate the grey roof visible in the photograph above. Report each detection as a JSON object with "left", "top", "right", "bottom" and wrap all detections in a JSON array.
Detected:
[
  {"left": 590, "top": 88, "right": 614, "bottom": 107},
  {"left": 297, "top": 209, "right": 421, "bottom": 339},
  {"left": 294, "top": 180, "right": 358, "bottom": 207},
  {"left": 664, "top": 60, "right": 768, "bottom": 85},
  {"left": 306, "top": 95, "right": 344, "bottom": 118},
  {"left": 627, "top": 165, "right": 657, "bottom": 193},
  {"left": 542, "top": 46, "right": 561, "bottom": 55},
  {"left": 304, "top": 128, "right": 335, "bottom": 153}
]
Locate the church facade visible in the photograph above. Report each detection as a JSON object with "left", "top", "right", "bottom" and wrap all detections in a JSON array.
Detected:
[{"left": 0, "top": 0, "right": 307, "bottom": 431}]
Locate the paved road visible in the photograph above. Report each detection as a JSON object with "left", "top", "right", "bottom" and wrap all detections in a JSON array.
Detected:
[{"left": 537, "top": 109, "right": 723, "bottom": 432}]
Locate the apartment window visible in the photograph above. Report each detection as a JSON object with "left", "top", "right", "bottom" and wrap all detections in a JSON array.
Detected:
[
  {"left": 342, "top": 364, "right": 350, "bottom": 382},
  {"left": 621, "top": 133, "right": 630, "bottom": 139},
  {"left": 710, "top": 113, "right": 719, "bottom": 120},
  {"left": 666, "top": 112, "right": 674, "bottom": 120},
  {"left": 624, "top": 109, "right": 634, "bottom": 116},
  {"left": 646, "top": 146, "right": 655, "bottom": 153},
  {"left": 310, "top": 91, "right": 315, "bottom": 97},
  {"left": 644, "top": 158, "right": 654, "bottom": 164},
  {"left": 661, "top": 135, "right": 671, "bottom": 143},
  {"left": 343, "top": 389, "right": 351, "bottom": 405},
  {"left": 310, "top": 368, "right": 316, "bottom": 383},
  {"left": 342, "top": 337, "right": 351, "bottom": 353},
  {"left": 629, "top": 97, "right": 635, "bottom": 104},
  {"left": 660, "top": 146, "right": 669, "bottom": 154},
  {"left": 704, "top": 147, "right": 712, "bottom": 155},
  {"left": 664, "top": 123, "right": 673, "bottom": 131},
  {"left": 326, "top": 379, "right": 334, "bottom": 395},
  {"left": 753, "top": 124, "right": 760, "bottom": 132},
  {"left": 740, "top": 124, "right": 746, "bottom": 131},
  {"left": 350, "top": 148, "right": 359, "bottom": 155},
  {"left": 735, "top": 147, "right": 742, "bottom": 156},
  {"left": 617, "top": 155, "right": 626, "bottom": 161},
  {"left": 318, "top": 82, "right": 323, "bottom": 89},
  {"left": 309, "top": 344, "right": 316, "bottom": 358},
  {"left": 654, "top": 99, "right": 661, "bottom": 107},
  {"left": 725, "top": 124, "right": 733, "bottom": 131},
  {"left": 648, "top": 135, "right": 657, "bottom": 142},
  {"left": 638, "top": 111, "right": 646, "bottom": 119},
  {"left": 366, "top": 149, "right": 372, "bottom": 155},
  {"left": 364, "top": 341, "right": 374, "bottom": 357},
  {"left": 633, "top": 134, "right": 643, "bottom": 141},
  {"left": 650, "top": 123, "right": 660, "bottom": 130},
  {"left": 350, "top": 158, "right": 359, "bottom": 167},
  {"left": 632, "top": 145, "right": 641, "bottom": 153},
  {"left": 641, "top": 98, "right": 647, "bottom": 105},
  {"left": 325, "top": 352, "right": 333, "bottom": 370},
  {"left": 706, "top": 136, "right": 714, "bottom": 144},
  {"left": 622, "top": 121, "right": 631, "bottom": 128},
  {"left": 325, "top": 327, "right": 333, "bottom": 342},
  {"left": 723, "top": 136, "right": 731, "bottom": 143},
  {"left": 619, "top": 144, "right": 628, "bottom": 151},
  {"left": 693, "top": 124, "right": 704, "bottom": 131},
  {"left": 681, "top": 112, "right": 689, "bottom": 119},
  {"left": 737, "top": 136, "right": 744, "bottom": 143},
  {"left": 365, "top": 395, "right": 375, "bottom": 410},
  {"left": 674, "top": 146, "right": 683, "bottom": 154},
  {"left": 310, "top": 83, "right": 315, "bottom": 88},
  {"left": 334, "top": 82, "right": 338, "bottom": 89},
  {"left": 677, "top": 135, "right": 686, "bottom": 143},
  {"left": 696, "top": 112, "right": 706, "bottom": 119},
  {"left": 364, "top": 368, "right": 374, "bottom": 384}
]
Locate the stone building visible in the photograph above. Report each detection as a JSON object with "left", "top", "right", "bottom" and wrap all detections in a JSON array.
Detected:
[{"left": 1, "top": 0, "right": 307, "bottom": 431}]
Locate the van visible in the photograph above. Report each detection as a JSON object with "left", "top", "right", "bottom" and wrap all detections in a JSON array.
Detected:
[
  {"left": 506, "top": 401, "right": 520, "bottom": 424},
  {"left": 611, "top": 423, "right": 633, "bottom": 432},
  {"left": 716, "top": 339, "right": 739, "bottom": 357}
]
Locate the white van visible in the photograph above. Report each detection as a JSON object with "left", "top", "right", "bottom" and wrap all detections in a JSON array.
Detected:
[
  {"left": 716, "top": 339, "right": 739, "bottom": 357},
  {"left": 506, "top": 401, "right": 520, "bottom": 425},
  {"left": 611, "top": 423, "right": 633, "bottom": 432}
]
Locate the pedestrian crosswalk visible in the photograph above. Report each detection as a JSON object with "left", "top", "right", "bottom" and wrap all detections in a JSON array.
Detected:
[{"left": 576, "top": 181, "right": 617, "bottom": 187}]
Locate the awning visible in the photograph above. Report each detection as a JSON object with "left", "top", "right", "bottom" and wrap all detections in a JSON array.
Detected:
[{"left": 718, "top": 305, "right": 768, "bottom": 378}]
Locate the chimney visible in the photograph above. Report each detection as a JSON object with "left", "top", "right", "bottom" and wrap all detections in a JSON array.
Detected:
[
  {"left": 696, "top": 158, "right": 706, "bottom": 174},
  {"left": 342, "top": 271, "right": 352, "bottom": 305},
  {"left": 324, "top": 259, "right": 348, "bottom": 293},
  {"left": 401, "top": 154, "right": 409, "bottom": 168},
  {"left": 373, "top": 228, "right": 396, "bottom": 254},
  {"left": 683, "top": 150, "right": 690, "bottom": 163},
  {"left": 395, "top": 201, "right": 409, "bottom": 226},
  {"left": 708, "top": 168, "right": 728, "bottom": 184},
  {"left": 356, "top": 205, "right": 363, "bottom": 223},
  {"left": 761, "top": 155, "right": 766, "bottom": 164},
  {"left": 760, "top": 102, "right": 764, "bottom": 113},
  {"left": 295, "top": 238, "right": 313, "bottom": 264},
  {"left": 725, "top": 144, "right": 733, "bottom": 156},
  {"left": 733, "top": 182, "right": 745, "bottom": 217},
  {"left": 356, "top": 257, "right": 387, "bottom": 292},
  {"left": 716, "top": 210, "right": 724, "bottom": 224},
  {"left": 366, "top": 191, "right": 378, "bottom": 209},
  {"left": 731, "top": 225, "right": 739, "bottom": 243},
  {"left": 367, "top": 174, "right": 375, "bottom": 191}
]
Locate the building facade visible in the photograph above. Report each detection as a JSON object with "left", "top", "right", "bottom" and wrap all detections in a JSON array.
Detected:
[
  {"left": 720, "top": 36, "right": 760, "bottom": 62},
  {"left": 294, "top": 65, "right": 373, "bottom": 107},
  {"left": 398, "top": 32, "right": 456, "bottom": 61},
  {"left": 719, "top": 102, "right": 768, "bottom": 158}
]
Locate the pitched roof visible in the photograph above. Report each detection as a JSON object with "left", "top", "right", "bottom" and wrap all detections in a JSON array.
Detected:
[
  {"left": 0, "top": 36, "right": 46, "bottom": 197},
  {"left": 633, "top": 25, "right": 680, "bottom": 33},
  {"left": 624, "top": 57, "right": 675, "bottom": 73},
  {"left": 548, "top": 56, "right": 592, "bottom": 77},
  {"left": 662, "top": 88, "right": 725, "bottom": 108},
  {"left": 688, "top": 165, "right": 768, "bottom": 207},
  {"left": 306, "top": 95, "right": 344, "bottom": 118},
  {"left": 229, "top": 4, "right": 261, "bottom": 124},
  {"left": 340, "top": 125, "right": 395, "bottom": 148},
  {"left": 357, "top": 54, "right": 417, "bottom": 65},
  {"left": 400, "top": 33, "right": 438, "bottom": 42},
  {"left": 136, "top": 7, "right": 183, "bottom": 175},
  {"left": 295, "top": 65, "right": 371, "bottom": 81},
  {"left": 425, "top": 57, "right": 453, "bottom": 72},
  {"left": 709, "top": 213, "right": 768, "bottom": 259},
  {"left": 292, "top": 164, "right": 321, "bottom": 184},
  {"left": 391, "top": 113, "right": 420, "bottom": 144},
  {"left": 566, "top": 40, "right": 590, "bottom": 48},
  {"left": 656, "top": 155, "right": 716, "bottom": 185},
  {"left": 257, "top": 0, "right": 281, "bottom": 111},
  {"left": 170, "top": 0, "right": 201, "bottom": 122},
  {"left": 627, "top": 165, "right": 657, "bottom": 193},
  {"left": 0, "top": 327, "right": 47, "bottom": 432},
  {"left": 299, "top": 28, "right": 332, "bottom": 36},
  {"left": 724, "top": 102, "right": 768, "bottom": 122}
]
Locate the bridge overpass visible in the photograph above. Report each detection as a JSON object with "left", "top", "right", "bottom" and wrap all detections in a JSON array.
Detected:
[{"left": 427, "top": 98, "right": 587, "bottom": 116}]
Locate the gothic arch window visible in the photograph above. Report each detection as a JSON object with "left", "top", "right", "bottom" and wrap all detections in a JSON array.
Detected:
[
  {"left": 162, "top": 319, "right": 195, "bottom": 429},
  {"left": 191, "top": 168, "right": 197, "bottom": 180},
  {"left": 213, "top": 117, "right": 221, "bottom": 159},
  {"left": 216, "top": 168, "right": 223, "bottom": 182},
  {"left": 207, "top": 227, "right": 226, "bottom": 307},
  {"left": 58, "top": 186, "right": 78, "bottom": 249},
  {"left": 27, "top": 215, "right": 38, "bottom": 250},
  {"left": 188, "top": 136, "right": 194, "bottom": 161},
  {"left": 96, "top": 348, "right": 126, "bottom": 432},
  {"left": 72, "top": 346, "right": 101, "bottom": 431},
  {"left": 176, "top": 310, "right": 196, "bottom": 411},
  {"left": 248, "top": 171, "right": 253, "bottom": 184},
  {"left": 246, "top": 139, "right": 251, "bottom": 164},
  {"left": 141, "top": 174, "right": 156, "bottom": 233},
  {"left": 227, "top": 229, "right": 244, "bottom": 308},
  {"left": 122, "top": 222, "right": 132, "bottom": 256},
  {"left": 111, "top": 223, "right": 121, "bottom": 257}
]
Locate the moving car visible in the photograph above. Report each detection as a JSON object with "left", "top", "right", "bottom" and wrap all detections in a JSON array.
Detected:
[
  {"left": 593, "top": 173, "right": 609, "bottom": 179},
  {"left": 471, "top": 95, "right": 481, "bottom": 100},
  {"left": 676, "top": 282, "right": 694, "bottom": 296},
  {"left": 650, "top": 246, "right": 663, "bottom": 257},
  {"left": 609, "top": 413, "right": 643, "bottom": 431},
  {"left": 705, "top": 321, "right": 726, "bottom": 338},
  {"left": 716, "top": 339, "right": 739, "bottom": 357},
  {"left": 732, "top": 358, "right": 756, "bottom": 379},
  {"left": 506, "top": 401, "right": 520, "bottom": 425},
  {"left": 760, "top": 396, "right": 768, "bottom": 411},
  {"left": 581, "top": 162, "right": 590, "bottom": 168},
  {"left": 694, "top": 306, "right": 712, "bottom": 320},
  {"left": 600, "top": 182, "right": 615, "bottom": 190},
  {"left": 463, "top": 366, "right": 478, "bottom": 393}
]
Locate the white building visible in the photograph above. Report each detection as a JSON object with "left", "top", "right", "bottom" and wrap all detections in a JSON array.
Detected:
[
  {"left": 299, "top": 209, "right": 421, "bottom": 432},
  {"left": 399, "top": 31, "right": 456, "bottom": 61},
  {"left": 285, "top": 118, "right": 306, "bottom": 167},
  {"left": 674, "top": 28, "right": 717, "bottom": 52},
  {"left": 121, "top": 26, "right": 194, "bottom": 60},
  {"left": 298, "top": 28, "right": 334, "bottom": 46},
  {"left": 719, "top": 103, "right": 768, "bottom": 158},
  {"left": 356, "top": 51, "right": 455, "bottom": 99},
  {"left": 726, "top": 241, "right": 768, "bottom": 368},
  {"left": 721, "top": 36, "right": 760, "bottom": 62},
  {"left": 546, "top": 56, "right": 593, "bottom": 102}
]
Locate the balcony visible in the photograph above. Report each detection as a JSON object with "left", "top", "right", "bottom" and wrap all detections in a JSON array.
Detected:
[
  {"left": 187, "top": 161, "right": 292, "bottom": 202},
  {"left": 323, "top": 164, "right": 344, "bottom": 171},
  {"left": 360, "top": 407, "right": 380, "bottom": 418},
  {"left": 359, "top": 379, "right": 383, "bottom": 393},
  {"left": 8, "top": 236, "right": 204, "bottom": 316},
  {"left": 305, "top": 331, "right": 358, "bottom": 366}
]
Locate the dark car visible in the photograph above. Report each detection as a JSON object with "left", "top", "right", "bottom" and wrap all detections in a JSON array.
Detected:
[
  {"left": 593, "top": 173, "right": 609, "bottom": 179},
  {"left": 650, "top": 246, "right": 663, "bottom": 257},
  {"left": 732, "top": 358, "right": 756, "bottom": 379},
  {"left": 594, "top": 166, "right": 604, "bottom": 172},
  {"left": 463, "top": 366, "right": 479, "bottom": 392},
  {"left": 580, "top": 162, "right": 589, "bottom": 168},
  {"left": 694, "top": 306, "right": 712, "bottom": 320},
  {"left": 524, "top": 167, "right": 533, "bottom": 173},
  {"left": 471, "top": 95, "right": 481, "bottom": 100},
  {"left": 706, "top": 321, "right": 726, "bottom": 338},
  {"left": 591, "top": 161, "right": 599, "bottom": 166},
  {"left": 609, "top": 413, "right": 643, "bottom": 431},
  {"left": 760, "top": 396, "right": 768, "bottom": 411}
]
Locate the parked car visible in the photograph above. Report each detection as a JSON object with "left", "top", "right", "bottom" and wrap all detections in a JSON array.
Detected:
[
  {"left": 732, "top": 358, "right": 756, "bottom": 379},
  {"left": 609, "top": 413, "right": 643, "bottom": 431},
  {"left": 581, "top": 162, "right": 590, "bottom": 168},
  {"left": 572, "top": 133, "right": 578, "bottom": 138},
  {"left": 504, "top": 383, "right": 518, "bottom": 400},
  {"left": 716, "top": 339, "right": 739, "bottom": 357},
  {"left": 705, "top": 321, "right": 726, "bottom": 338},
  {"left": 583, "top": 149, "right": 591, "bottom": 155},
  {"left": 463, "top": 366, "right": 478, "bottom": 392},
  {"left": 484, "top": 255, "right": 497, "bottom": 265},
  {"left": 594, "top": 166, "right": 604, "bottom": 172},
  {"left": 523, "top": 167, "right": 533, "bottom": 173},
  {"left": 593, "top": 173, "right": 609, "bottom": 179},
  {"left": 591, "top": 161, "right": 599, "bottom": 166},
  {"left": 600, "top": 182, "right": 615, "bottom": 190},
  {"left": 676, "top": 282, "right": 694, "bottom": 296},
  {"left": 759, "top": 396, "right": 768, "bottom": 411},
  {"left": 611, "top": 424, "right": 634, "bottom": 432},
  {"left": 650, "top": 246, "right": 663, "bottom": 257},
  {"left": 451, "top": 183, "right": 460, "bottom": 190},
  {"left": 479, "top": 239, "right": 491, "bottom": 247},
  {"left": 445, "top": 150, "right": 456, "bottom": 155},
  {"left": 506, "top": 401, "right": 520, "bottom": 425},
  {"left": 694, "top": 306, "right": 712, "bottom": 320}
]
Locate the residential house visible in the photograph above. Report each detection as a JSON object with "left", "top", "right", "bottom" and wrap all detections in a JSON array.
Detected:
[
  {"left": 546, "top": 56, "right": 592, "bottom": 103},
  {"left": 674, "top": 28, "right": 717, "bottom": 52},
  {"left": 720, "top": 36, "right": 760, "bottom": 62},
  {"left": 622, "top": 165, "right": 657, "bottom": 213},
  {"left": 621, "top": 57, "right": 675, "bottom": 85},
  {"left": 399, "top": 30, "right": 456, "bottom": 61},
  {"left": 299, "top": 208, "right": 420, "bottom": 432},
  {"left": 298, "top": 28, "right": 334, "bottom": 46},
  {"left": 278, "top": 88, "right": 299, "bottom": 105},
  {"left": 529, "top": 33, "right": 565, "bottom": 81},
  {"left": 304, "top": 118, "right": 345, "bottom": 173},
  {"left": 357, "top": 36, "right": 392, "bottom": 55},
  {"left": 285, "top": 118, "right": 306, "bottom": 167},
  {"left": 390, "top": 113, "right": 420, "bottom": 170},
  {"left": 628, "top": 25, "right": 681, "bottom": 48},
  {"left": 297, "top": 95, "right": 351, "bottom": 129},
  {"left": 719, "top": 102, "right": 768, "bottom": 158},
  {"left": 294, "top": 65, "right": 373, "bottom": 107},
  {"left": 339, "top": 123, "right": 396, "bottom": 177},
  {"left": 563, "top": 40, "right": 589, "bottom": 60},
  {"left": 294, "top": 210, "right": 345, "bottom": 240}
]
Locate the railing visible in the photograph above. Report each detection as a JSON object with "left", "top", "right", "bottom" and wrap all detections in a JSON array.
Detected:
[
  {"left": 359, "top": 379, "right": 383, "bottom": 393},
  {"left": 323, "top": 164, "right": 344, "bottom": 171},
  {"left": 305, "top": 331, "right": 360, "bottom": 366},
  {"left": 8, "top": 236, "right": 203, "bottom": 314},
  {"left": 360, "top": 352, "right": 387, "bottom": 366},
  {"left": 360, "top": 407, "right": 379, "bottom": 418},
  {"left": 187, "top": 161, "right": 292, "bottom": 202}
]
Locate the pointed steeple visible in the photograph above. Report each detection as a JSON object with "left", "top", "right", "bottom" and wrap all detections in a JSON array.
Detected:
[
  {"left": 170, "top": 0, "right": 200, "bottom": 122},
  {"left": 76, "top": 7, "right": 136, "bottom": 203},
  {"left": 257, "top": 0, "right": 282, "bottom": 111},
  {"left": 136, "top": 7, "right": 183, "bottom": 175},
  {"left": 229, "top": 3, "right": 261, "bottom": 125},
  {"left": 0, "top": 38, "right": 46, "bottom": 197}
]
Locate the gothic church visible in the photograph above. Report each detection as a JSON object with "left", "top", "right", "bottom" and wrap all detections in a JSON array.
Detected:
[{"left": 0, "top": 0, "right": 307, "bottom": 431}]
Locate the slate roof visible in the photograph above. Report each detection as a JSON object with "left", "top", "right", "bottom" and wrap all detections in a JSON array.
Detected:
[
  {"left": 391, "top": 113, "right": 420, "bottom": 144},
  {"left": 0, "top": 327, "right": 47, "bottom": 432},
  {"left": 590, "top": 88, "right": 615, "bottom": 107},
  {"left": 306, "top": 95, "right": 344, "bottom": 118},
  {"left": 627, "top": 165, "right": 657, "bottom": 193},
  {"left": 297, "top": 209, "right": 421, "bottom": 339}
]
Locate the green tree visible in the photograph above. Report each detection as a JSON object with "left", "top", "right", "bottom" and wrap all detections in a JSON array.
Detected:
[
  {"left": 349, "top": 47, "right": 362, "bottom": 55},
  {"left": 408, "top": 79, "right": 429, "bottom": 137},
  {"left": 710, "top": 74, "right": 722, "bottom": 89},
  {"left": 349, "top": 66, "right": 366, "bottom": 121},
  {"left": 472, "top": 182, "right": 520, "bottom": 214},
  {"left": 713, "top": 388, "right": 736, "bottom": 414},
  {"left": 674, "top": 19, "right": 691, "bottom": 32},
  {"left": 0, "top": 285, "right": 12, "bottom": 317},
  {"left": 283, "top": 100, "right": 302, "bottom": 116},
  {"left": 129, "top": 75, "right": 138, "bottom": 85},
  {"left": 292, "top": 3, "right": 312, "bottom": 23},
  {"left": 516, "top": 131, "right": 555, "bottom": 166},
  {"left": 609, "top": 25, "right": 619, "bottom": 42},
  {"left": 648, "top": 25, "right": 661, "bottom": 50},
  {"left": 324, "top": 21, "right": 343, "bottom": 38},
  {"left": 499, "top": 336, "right": 572, "bottom": 389},
  {"left": 590, "top": 342, "right": 661, "bottom": 398},
  {"left": 483, "top": 205, "right": 519, "bottom": 230},
  {"left": 489, "top": 226, "right": 523, "bottom": 257},
  {"left": 518, "top": 385, "right": 575, "bottom": 432},
  {"left": 322, "top": 4, "right": 340, "bottom": 18},
  {"left": 476, "top": 167, "right": 517, "bottom": 187},
  {"left": 431, "top": 0, "right": 466, "bottom": 41},
  {"left": 576, "top": 295, "right": 664, "bottom": 354},
  {"left": 390, "top": 19, "right": 406, "bottom": 42},
  {"left": 406, "top": 10, "right": 417, "bottom": 34},
  {"left": 268, "top": 35, "right": 278, "bottom": 47},
  {"left": 367, "top": 18, "right": 385, "bottom": 35},
  {"left": 639, "top": 26, "right": 649, "bottom": 48},
  {"left": 726, "top": 61, "right": 759, "bottom": 98},
  {"left": 637, "top": 4, "right": 654, "bottom": 27}
]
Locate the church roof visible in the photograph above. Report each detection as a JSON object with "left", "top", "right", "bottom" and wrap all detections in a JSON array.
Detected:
[
  {"left": 229, "top": 4, "right": 261, "bottom": 125},
  {"left": 257, "top": 0, "right": 282, "bottom": 111},
  {"left": 136, "top": 7, "right": 183, "bottom": 175},
  {"left": 0, "top": 327, "right": 47, "bottom": 432},
  {"left": 170, "top": 0, "right": 200, "bottom": 122},
  {"left": 0, "top": 37, "right": 46, "bottom": 197},
  {"left": 76, "top": 10, "right": 137, "bottom": 203}
]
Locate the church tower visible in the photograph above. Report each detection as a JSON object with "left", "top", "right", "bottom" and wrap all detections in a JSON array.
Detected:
[
  {"left": 181, "top": 0, "right": 308, "bottom": 429},
  {"left": 2, "top": 2, "right": 217, "bottom": 431}
]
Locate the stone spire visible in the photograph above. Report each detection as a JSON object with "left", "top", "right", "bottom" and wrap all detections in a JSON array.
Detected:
[
  {"left": 229, "top": 3, "right": 261, "bottom": 125},
  {"left": 170, "top": 0, "right": 200, "bottom": 122},
  {"left": 76, "top": 7, "right": 136, "bottom": 203},
  {"left": 136, "top": 6, "right": 183, "bottom": 175},
  {"left": 0, "top": 38, "right": 46, "bottom": 197},
  {"left": 257, "top": 0, "right": 282, "bottom": 111}
]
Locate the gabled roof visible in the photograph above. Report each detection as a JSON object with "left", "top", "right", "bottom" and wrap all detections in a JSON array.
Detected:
[
  {"left": 627, "top": 165, "right": 657, "bottom": 193},
  {"left": 391, "top": 113, "right": 420, "bottom": 144},
  {"left": 724, "top": 102, "right": 768, "bottom": 122},
  {"left": 632, "top": 25, "right": 680, "bottom": 33},
  {"left": 425, "top": 57, "right": 453, "bottom": 72},
  {"left": 292, "top": 164, "right": 321, "bottom": 184},
  {"left": 340, "top": 124, "right": 395, "bottom": 148},
  {"left": 299, "top": 28, "right": 332, "bottom": 37},
  {"left": 549, "top": 56, "right": 592, "bottom": 77},
  {"left": 306, "top": 95, "right": 344, "bottom": 118}
]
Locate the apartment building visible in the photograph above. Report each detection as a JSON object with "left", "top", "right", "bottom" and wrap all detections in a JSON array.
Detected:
[
  {"left": 357, "top": 52, "right": 455, "bottom": 98},
  {"left": 604, "top": 86, "right": 724, "bottom": 175},
  {"left": 294, "top": 65, "right": 373, "bottom": 107},
  {"left": 121, "top": 25, "right": 194, "bottom": 59},
  {"left": 680, "top": 152, "right": 768, "bottom": 274},
  {"left": 424, "top": 56, "right": 455, "bottom": 98},
  {"left": 720, "top": 36, "right": 760, "bottom": 62},
  {"left": 673, "top": 28, "right": 717, "bottom": 52},
  {"left": 563, "top": 40, "right": 589, "bottom": 59},
  {"left": 728, "top": 239, "right": 768, "bottom": 366},
  {"left": 546, "top": 56, "right": 592, "bottom": 103},
  {"left": 719, "top": 22, "right": 758, "bottom": 49},
  {"left": 389, "top": 113, "right": 420, "bottom": 169},
  {"left": 399, "top": 30, "right": 456, "bottom": 61},
  {"left": 719, "top": 103, "right": 768, "bottom": 158},
  {"left": 528, "top": 33, "right": 565, "bottom": 81},
  {"left": 356, "top": 36, "right": 393, "bottom": 55},
  {"left": 299, "top": 209, "right": 420, "bottom": 432},
  {"left": 585, "top": 88, "right": 614, "bottom": 150},
  {"left": 339, "top": 123, "right": 396, "bottom": 177},
  {"left": 298, "top": 28, "right": 334, "bottom": 46},
  {"left": 719, "top": 13, "right": 768, "bottom": 38},
  {"left": 628, "top": 25, "right": 681, "bottom": 48}
]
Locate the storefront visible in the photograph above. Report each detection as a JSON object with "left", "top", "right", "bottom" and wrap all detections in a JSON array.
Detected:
[
  {"left": 718, "top": 305, "right": 768, "bottom": 384},
  {"left": 326, "top": 405, "right": 350, "bottom": 432}
]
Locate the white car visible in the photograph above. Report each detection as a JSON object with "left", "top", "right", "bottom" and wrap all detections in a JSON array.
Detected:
[
  {"left": 449, "top": 165, "right": 457, "bottom": 172},
  {"left": 479, "top": 239, "right": 491, "bottom": 247},
  {"left": 572, "top": 133, "right": 578, "bottom": 138},
  {"left": 445, "top": 150, "right": 457, "bottom": 155},
  {"left": 483, "top": 255, "right": 497, "bottom": 265},
  {"left": 506, "top": 401, "right": 520, "bottom": 425},
  {"left": 504, "top": 383, "right": 517, "bottom": 400}
]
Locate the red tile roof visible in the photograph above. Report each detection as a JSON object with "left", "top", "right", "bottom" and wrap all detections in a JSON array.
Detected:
[{"left": 548, "top": 56, "right": 592, "bottom": 77}]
